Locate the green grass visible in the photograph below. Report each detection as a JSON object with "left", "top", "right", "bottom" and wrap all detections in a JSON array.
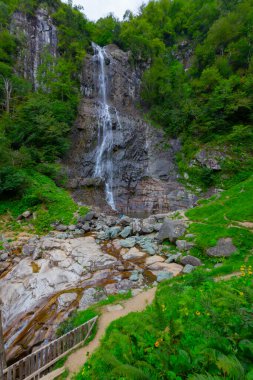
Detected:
[
  {"left": 0, "top": 171, "right": 89, "bottom": 234},
  {"left": 74, "top": 274, "right": 253, "bottom": 380},
  {"left": 181, "top": 175, "right": 253, "bottom": 273},
  {"left": 187, "top": 175, "right": 253, "bottom": 224}
]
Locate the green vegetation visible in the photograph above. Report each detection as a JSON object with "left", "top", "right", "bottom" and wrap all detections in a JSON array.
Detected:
[
  {"left": 76, "top": 274, "right": 253, "bottom": 380},
  {"left": 0, "top": 0, "right": 93, "bottom": 230},
  {"left": 0, "top": 171, "right": 88, "bottom": 233}
]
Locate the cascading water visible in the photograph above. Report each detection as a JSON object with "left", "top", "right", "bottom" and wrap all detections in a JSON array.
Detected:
[{"left": 92, "top": 43, "right": 116, "bottom": 210}]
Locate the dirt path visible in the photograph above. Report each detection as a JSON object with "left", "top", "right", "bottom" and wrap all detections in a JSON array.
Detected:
[
  {"left": 214, "top": 272, "right": 241, "bottom": 282},
  {"left": 65, "top": 287, "right": 156, "bottom": 379}
]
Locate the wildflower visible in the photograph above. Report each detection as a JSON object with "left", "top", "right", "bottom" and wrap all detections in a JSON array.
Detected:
[
  {"left": 195, "top": 311, "right": 201, "bottom": 316},
  {"left": 248, "top": 271, "right": 253, "bottom": 275},
  {"left": 154, "top": 341, "right": 160, "bottom": 348},
  {"left": 241, "top": 272, "right": 246, "bottom": 277}
]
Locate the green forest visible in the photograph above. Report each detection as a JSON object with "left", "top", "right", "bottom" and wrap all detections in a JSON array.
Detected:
[
  {"left": 0, "top": 0, "right": 253, "bottom": 379},
  {"left": 1, "top": 0, "right": 253, "bottom": 228}
]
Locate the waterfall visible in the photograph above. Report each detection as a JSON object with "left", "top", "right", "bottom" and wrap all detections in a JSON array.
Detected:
[{"left": 92, "top": 43, "right": 116, "bottom": 210}]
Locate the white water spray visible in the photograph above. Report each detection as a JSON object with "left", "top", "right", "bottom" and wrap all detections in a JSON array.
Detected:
[{"left": 92, "top": 43, "right": 116, "bottom": 210}]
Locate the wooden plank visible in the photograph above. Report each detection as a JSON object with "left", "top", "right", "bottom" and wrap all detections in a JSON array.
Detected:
[
  {"left": 4, "top": 316, "right": 98, "bottom": 380},
  {"left": 40, "top": 367, "right": 65, "bottom": 380}
]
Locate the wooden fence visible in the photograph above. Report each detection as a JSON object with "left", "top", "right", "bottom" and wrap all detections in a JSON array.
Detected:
[{"left": 3, "top": 315, "right": 98, "bottom": 380}]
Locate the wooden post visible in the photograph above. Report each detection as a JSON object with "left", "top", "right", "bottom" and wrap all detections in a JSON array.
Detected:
[{"left": 0, "top": 298, "right": 6, "bottom": 379}]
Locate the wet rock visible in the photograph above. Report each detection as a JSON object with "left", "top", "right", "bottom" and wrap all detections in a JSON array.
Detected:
[
  {"left": 181, "top": 255, "right": 202, "bottom": 267},
  {"left": 68, "top": 225, "right": 77, "bottom": 231},
  {"left": 121, "top": 247, "right": 146, "bottom": 260},
  {"left": 120, "top": 237, "right": 136, "bottom": 248},
  {"left": 145, "top": 255, "right": 165, "bottom": 267},
  {"left": 131, "top": 219, "right": 142, "bottom": 234},
  {"left": 176, "top": 240, "right": 195, "bottom": 251},
  {"left": 154, "top": 223, "right": 163, "bottom": 232},
  {"left": 157, "top": 271, "right": 173, "bottom": 282},
  {"left": 82, "top": 211, "right": 96, "bottom": 222},
  {"left": 165, "top": 253, "right": 182, "bottom": 263},
  {"left": 120, "top": 226, "right": 132, "bottom": 238},
  {"left": 58, "top": 293, "right": 77, "bottom": 308},
  {"left": 97, "top": 230, "right": 110, "bottom": 240},
  {"left": 119, "top": 216, "right": 132, "bottom": 226},
  {"left": 0, "top": 262, "right": 11, "bottom": 274},
  {"left": 55, "top": 233, "right": 69, "bottom": 240},
  {"left": 137, "top": 237, "right": 157, "bottom": 255},
  {"left": 79, "top": 288, "right": 106, "bottom": 310},
  {"left": 82, "top": 223, "right": 91, "bottom": 232},
  {"left": 129, "top": 270, "right": 140, "bottom": 282},
  {"left": 157, "top": 220, "right": 187, "bottom": 243},
  {"left": 55, "top": 225, "right": 68, "bottom": 232},
  {"left": 108, "top": 226, "right": 121, "bottom": 239},
  {"left": 0, "top": 252, "right": 9, "bottom": 261},
  {"left": 73, "top": 229, "right": 83, "bottom": 236},
  {"left": 141, "top": 221, "right": 154, "bottom": 234},
  {"left": 207, "top": 238, "right": 237, "bottom": 257},
  {"left": 182, "top": 264, "right": 195, "bottom": 274},
  {"left": 105, "top": 216, "right": 118, "bottom": 227}
]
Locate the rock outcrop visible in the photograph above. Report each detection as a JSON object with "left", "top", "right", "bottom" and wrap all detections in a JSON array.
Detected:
[
  {"left": 11, "top": 8, "right": 57, "bottom": 88},
  {"left": 66, "top": 44, "right": 196, "bottom": 215}
]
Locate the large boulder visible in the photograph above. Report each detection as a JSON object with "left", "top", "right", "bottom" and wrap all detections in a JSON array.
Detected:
[
  {"left": 207, "top": 238, "right": 236, "bottom": 257},
  {"left": 181, "top": 255, "right": 202, "bottom": 267},
  {"left": 157, "top": 220, "right": 187, "bottom": 243}
]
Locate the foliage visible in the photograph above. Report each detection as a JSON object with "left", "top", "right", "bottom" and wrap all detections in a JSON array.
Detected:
[
  {"left": 75, "top": 275, "right": 253, "bottom": 379},
  {"left": 0, "top": 171, "right": 84, "bottom": 234},
  {"left": 112, "top": 0, "right": 253, "bottom": 189},
  {"left": 0, "top": 0, "right": 92, "bottom": 231}
]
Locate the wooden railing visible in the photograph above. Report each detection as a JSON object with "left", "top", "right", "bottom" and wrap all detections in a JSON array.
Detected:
[{"left": 3, "top": 316, "right": 98, "bottom": 380}]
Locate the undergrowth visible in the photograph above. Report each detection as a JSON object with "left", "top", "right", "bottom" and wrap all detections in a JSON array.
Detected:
[{"left": 0, "top": 171, "right": 89, "bottom": 234}]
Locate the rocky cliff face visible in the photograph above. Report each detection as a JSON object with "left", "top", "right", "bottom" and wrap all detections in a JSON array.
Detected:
[
  {"left": 67, "top": 44, "right": 196, "bottom": 215},
  {"left": 11, "top": 8, "right": 57, "bottom": 88}
]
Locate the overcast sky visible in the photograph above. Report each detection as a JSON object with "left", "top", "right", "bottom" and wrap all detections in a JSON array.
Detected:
[{"left": 65, "top": 0, "right": 148, "bottom": 21}]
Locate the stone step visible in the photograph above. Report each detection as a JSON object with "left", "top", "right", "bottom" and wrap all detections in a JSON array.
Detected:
[{"left": 40, "top": 367, "right": 65, "bottom": 380}]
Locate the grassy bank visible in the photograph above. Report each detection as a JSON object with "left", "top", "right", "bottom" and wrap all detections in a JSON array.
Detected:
[{"left": 0, "top": 171, "right": 88, "bottom": 234}]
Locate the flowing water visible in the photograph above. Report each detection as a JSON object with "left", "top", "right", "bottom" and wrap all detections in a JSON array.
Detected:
[{"left": 92, "top": 43, "right": 116, "bottom": 210}]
